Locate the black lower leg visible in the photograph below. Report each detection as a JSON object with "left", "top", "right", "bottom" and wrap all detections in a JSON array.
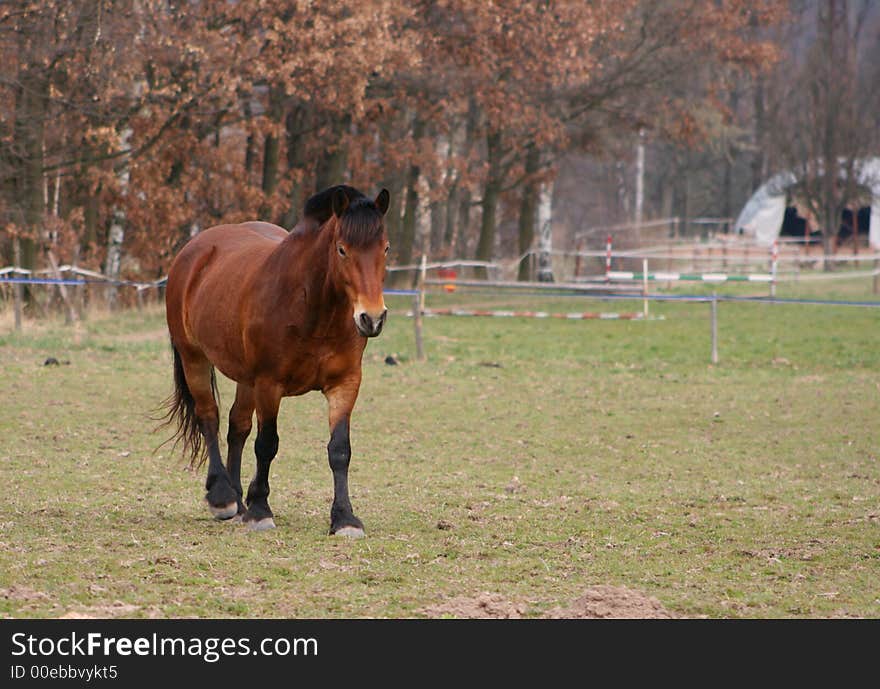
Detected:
[
  {"left": 226, "top": 424, "right": 250, "bottom": 514},
  {"left": 328, "top": 417, "right": 363, "bottom": 534},
  {"left": 244, "top": 418, "right": 278, "bottom": 522},
  {"left": 203, "top": 418, "right": 238, "bottom": 515}
]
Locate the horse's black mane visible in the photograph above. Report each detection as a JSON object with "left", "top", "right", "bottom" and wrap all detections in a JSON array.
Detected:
[{"left": 304, "top": 185, "right": 384, "bottom": 247}]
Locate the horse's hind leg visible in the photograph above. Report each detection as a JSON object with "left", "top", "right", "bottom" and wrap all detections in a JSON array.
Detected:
[
  {"left": 226, "top": 383, "right": 255, "bottom": 518},
  {"left": 180, "top": 350, "right": 239, "bottom": 519}
]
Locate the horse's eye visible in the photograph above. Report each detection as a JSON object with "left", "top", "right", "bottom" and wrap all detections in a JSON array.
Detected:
[{"left": 337, "top": 244, "right": 347, "bottom": 257}]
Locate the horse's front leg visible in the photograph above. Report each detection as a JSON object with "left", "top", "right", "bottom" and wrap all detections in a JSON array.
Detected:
[
  {"left": 242, "top": 381, "right": 282, "bottom": 531},
  {"left": 324, "top": 377, "right": 365, "bottom": 538},
  {"left": 226, "top": 383, "right": 256, "bottom": 518}
]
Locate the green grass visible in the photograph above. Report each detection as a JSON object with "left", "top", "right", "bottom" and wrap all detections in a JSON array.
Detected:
[{"left": 1, "top": 280, "right": 879, "bottom": 618}]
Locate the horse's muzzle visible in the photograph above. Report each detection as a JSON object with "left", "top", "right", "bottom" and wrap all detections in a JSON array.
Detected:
[{"left": 356, "top": 309, "right": 387, "bottom": 337}]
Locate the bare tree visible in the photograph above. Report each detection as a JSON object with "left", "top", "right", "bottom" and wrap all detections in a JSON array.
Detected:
[{"left": 767, "top": 0, "right": 879, "bottom": 261}]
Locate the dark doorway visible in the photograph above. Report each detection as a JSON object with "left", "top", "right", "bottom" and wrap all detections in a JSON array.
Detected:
[{"left": 780, "top": 206, "right": 821, "bottom": 243}]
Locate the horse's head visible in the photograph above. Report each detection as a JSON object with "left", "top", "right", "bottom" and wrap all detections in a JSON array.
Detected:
[{"left": 330, "top": 187, "right": 390, "bottom": 337}]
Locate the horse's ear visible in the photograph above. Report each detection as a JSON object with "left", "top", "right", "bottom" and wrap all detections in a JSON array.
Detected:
[
  {"left": 375, "top": 188, "right": 390, "bottom": 216},
  {"left": 331, "top": 187, "right": 349, "bottom": 218}
]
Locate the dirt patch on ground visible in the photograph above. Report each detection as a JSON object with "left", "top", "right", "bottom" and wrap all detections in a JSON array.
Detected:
[
  {"left": 421, "top": 585, "right": 673, "bottom": 619},
  {"left": 0, "top": 586, "right": 50, "bottom": 602},
  {"left": 420, "top": 592, "right": 526, "bottom": 619},
  {"left": 546, "top": 585, "right": 674, "bottom": 619},
  {"left": 58, "top": 602, "right": 140, "bottom": 619}
]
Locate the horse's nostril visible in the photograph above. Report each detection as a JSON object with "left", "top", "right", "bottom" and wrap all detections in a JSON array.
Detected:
[{"left": 359, "top": 313, "right": 372, "bottom": 332}]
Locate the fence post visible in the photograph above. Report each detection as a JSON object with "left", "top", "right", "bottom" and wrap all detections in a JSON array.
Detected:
[
  {"left": 605, "top": 234, "right": 612, "bottom": 283},
  {"left": 71, "top": 247, "right": 85, "bottom": 320},
  {"left": 770, "top": 239, "right": 778, "bottom": 298},
  {"left": 413, "top": 293, "right": 425, "bottom": 362},
  {"left": 12, "top": 236, "right": 22, "bottom": 332},
  {"left": 711, "top": 292, "right": 719, "bottom": 364},
  {"left": 419, "top": 254, "right": 427, "bottom": 315},
  {"left": 642, "top": 258, "right": 649, "bottom": 318},
  {"left": 411, "top": 254, "right": 427, "bottom": 361},
  {"left": 47, "top": 250, "right": 78, "bottom": 325}
]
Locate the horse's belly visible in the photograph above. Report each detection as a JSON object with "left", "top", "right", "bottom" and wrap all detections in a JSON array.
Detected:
[
  {"left": 197, "top": 338, "right": 251, "bottom": 383},
  {"left": 280, "top": 347, "right": 363, "bottom": 396},
  {"left": 188, "top": 306, "right": 250, "bottom": 381}
]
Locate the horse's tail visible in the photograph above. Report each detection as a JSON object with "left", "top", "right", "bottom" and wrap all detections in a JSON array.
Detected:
[{"left": 156, "top": 343, "right": 217, "bottom": 469}]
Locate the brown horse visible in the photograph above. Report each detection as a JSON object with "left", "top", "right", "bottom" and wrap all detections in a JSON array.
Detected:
[{"left": 163, "top": 185, "right": 390, "bottom": 537}]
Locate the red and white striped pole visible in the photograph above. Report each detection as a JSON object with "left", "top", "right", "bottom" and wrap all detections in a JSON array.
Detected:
[
  {"left": 771, "top": 239, "right": 779, "bottom": 297},
  {"left": 605, "top": 234, "right": 612, "bottom": 282}
]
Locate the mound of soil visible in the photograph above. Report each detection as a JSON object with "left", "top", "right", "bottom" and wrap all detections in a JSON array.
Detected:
[
  {"left": 546, "top": 585, "right": 674, "bottom": 619},
  {"left": 420, "top": 592, "right": 526, "bottom": 619}
]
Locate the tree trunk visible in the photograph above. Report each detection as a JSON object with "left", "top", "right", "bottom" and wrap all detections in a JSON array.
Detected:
[
  {"left": 444, "top": 182, "right": 459, "bottom": 254},
  {"left": 750, "top": 74, "right": 765, "bottom": 192},
  {"left": 661, "top": 178, "right": 674, "bottom": 236},
  {"left": 634, "top": 129, "right": 645, "bottom": 226},
  {"left": 722, "top": 89, "right": 739, "bottom": 222},
  {"left": 244, "top": 99, "right": 257, "bottom": 178},
  {"left": 453, "top": 98, "right": 479, "bottom": 259},
  {"left": 822, "top": 223, "right": 835, "bottom": 269},
  {"left": 82, "top": 182, "right": 100, "bottom": 255},
  {"left": 259, "top": 87, "right": 285, "bottom": 221},
  {"left": 722, "top": 153, "right": 732, "bottom": 223},
  {"left": 680, "top": 156, "right": 692, "bottom": 238},
  {"left": 456, "top": 187, "right": 472, "bottom": 258},
  {"left": 78, "top": 132, "right": 108, "bottom": 257},
  {"left": 281, "top": 104, "right": 309, "bottom": 228},
  {"left": 104, "top": 129, "right": 132, "bottom": 309},
  {"left": 314, "top": 114, "right": 350, "bottom": 192},
  {"left": 396, "top": 118, "right": 425, "bottom": 280},
  {"left": 516, "top": 145, "right": 540, "bottom": 281},
  {"left": 475, "top": 130, "right": 503, "bottom": 279},
  {"left": 439, "top": 132, "right": 457, "bottom": 257},
  {"left": 382, "top": 173, "right": 405, "bottom": 256},
  {"left": 13, "top": 66, "right": 49, "bottom": 301},
  {"left": 260, "top": 130, "right": 280, "bottom": 199},
  {"left": 104, "top": 206, "right": 125, "bottom": 309},
  {"left": 377, "top": 112, "right": 405, "bottom": 257},
  {"left": 429, "top": 200, "right": 445, "bottom": 255},
  {"left": 18, "top": 71, "right": 48, "bottom": 260},
  {"left": 536, "top": 181, "right": 555, "bottom": 282},
  {"left": 398, "top": 174, "right": 419, "bottom": 268}
]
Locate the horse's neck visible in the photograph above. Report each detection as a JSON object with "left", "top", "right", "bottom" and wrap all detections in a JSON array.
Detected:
[{"left": 262, "top": 225, "right": 349, "bottom": 332}]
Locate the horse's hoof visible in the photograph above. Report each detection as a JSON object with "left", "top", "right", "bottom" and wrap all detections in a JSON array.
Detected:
[
  {"left": 246, "top": 517, "right": 276, "bottom": 531},
  {"left": 208, "top": 501, "right": 239, "bottom": 520},
  {"left": 333, "top": 526, "right": 365, "bottom": 539}
]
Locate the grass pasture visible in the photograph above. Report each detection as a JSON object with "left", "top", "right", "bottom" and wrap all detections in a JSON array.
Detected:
[{"left": 0, "top": 278, "right": 879, "bottom": 618}]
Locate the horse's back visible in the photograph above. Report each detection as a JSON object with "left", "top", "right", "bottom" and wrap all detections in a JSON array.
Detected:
[
  {"left": 237, "top": 221, "right": 289, "bottom": 242},
  {"left": 190, "top": 221, "right": 287, "bottom": 252},
  {"left": 170, "top": 222, "right": 286, "bottom": 277}
]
